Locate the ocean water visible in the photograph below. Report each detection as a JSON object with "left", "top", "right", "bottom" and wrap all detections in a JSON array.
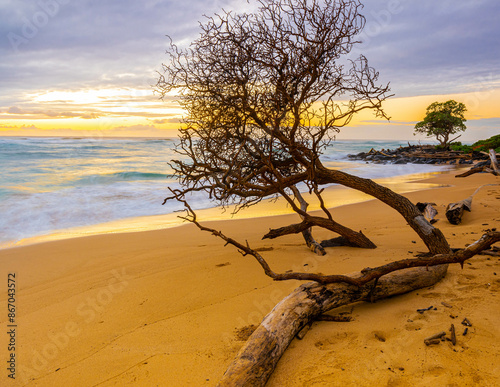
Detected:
[{"left": 0, "top": 137, "right": 450, "bottom": 247}]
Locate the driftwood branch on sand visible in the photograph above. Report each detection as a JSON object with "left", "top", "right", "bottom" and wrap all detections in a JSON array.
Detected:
[
  {"left": 456, "top": 149, "right": 500, "bottom": 178},
  {"left": 219, "top": 265, "right": 448, "bottom": 386},
  {"left": 290, "top": 186, "right": 326, "bottom": 256},
  {"left": 218, "top": 232, "right": 500, "bottom": 386},
  {"left": 263, "top": 186, "right": 377, "bottom": 253},
  {"left": 446, "top": 184, "right": 499, "bottom": 225}
]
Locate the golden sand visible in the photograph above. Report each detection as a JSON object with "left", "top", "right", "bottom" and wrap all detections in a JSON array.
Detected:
[{"left": 0, "top": 171, "right": 498, "bottom": 386}]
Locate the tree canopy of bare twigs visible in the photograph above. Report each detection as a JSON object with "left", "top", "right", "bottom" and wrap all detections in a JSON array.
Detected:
[
  {"left": 156, "top": 0, "right": 454, "bottom": 257},
  {"left": 157, "top": 0, "right": 394, "bottom": 251}
]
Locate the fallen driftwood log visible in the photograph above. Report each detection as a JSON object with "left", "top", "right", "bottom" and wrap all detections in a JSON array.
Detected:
[
  {"left": 263, "top": 216, "right": 376, "bottom": 250},
  {"left": 263, "top": 186, "right": 376, "bottom": 253},
  {"left": 217, "top": 232, "right": 500, "bottom": 386},
  {"left": 446, "top": 197, "right": 472, "bottom": 225},
  {"left": 218, "top": 265, "right": 449, "bottom": 386},
  {"left": 456, "top": 149, "right": 500, "bottom": 177},
  {"left": 446, "top": 184, "right": 499, "bottom": 225}
]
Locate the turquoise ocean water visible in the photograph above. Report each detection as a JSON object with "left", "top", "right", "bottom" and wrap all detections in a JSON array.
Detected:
[{"left": 0, "top": 137, "right": 451, "bottom": 247}]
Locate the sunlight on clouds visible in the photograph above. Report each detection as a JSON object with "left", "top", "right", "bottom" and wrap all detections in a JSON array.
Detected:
[
  {"left": 2, "top": 87, "right": 184, "bottom": 133},
  {"left": 32, "top": 88, "right": 149, "bottom": 104},
  {"left": 2, "top": 85, "right": 498, "bottom": 139}
]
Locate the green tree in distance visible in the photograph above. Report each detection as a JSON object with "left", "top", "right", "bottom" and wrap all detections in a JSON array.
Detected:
[{"left": 414, "top": 100, "right": 467, "bottom": 147}]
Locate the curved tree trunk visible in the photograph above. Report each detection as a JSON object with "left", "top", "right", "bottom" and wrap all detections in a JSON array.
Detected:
[
  {"left": 218, "top": 264, "right": 448, "bottom": 386},
  {"left": 315, "top": 163, "right": 450, "bottom": 254},
  {"left": 218, "top": 163, "right": 455, "bottom": 386}
]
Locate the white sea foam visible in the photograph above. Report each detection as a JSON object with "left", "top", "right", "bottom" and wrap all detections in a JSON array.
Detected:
[{"left": 0, "top": 137, "right": 451, "bottom": 247}]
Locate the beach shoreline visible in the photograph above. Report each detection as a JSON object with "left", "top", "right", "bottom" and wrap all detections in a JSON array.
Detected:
[
  {"left": 0, "top": 136, "right": 453, "bottom": 248},
  {"left": 0, "top": 170, "right": 498, "bottom": 386},
  {"left": 1, "top": 167, "right": 458, "bottom": 251}
]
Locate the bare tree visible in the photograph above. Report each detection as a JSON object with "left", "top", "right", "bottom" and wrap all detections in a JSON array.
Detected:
[
  {"left": 156, "top": 0, "right": 454, "bottom": 254},
  {"left": 156, "top": 1, "right": 499, "bottom": 384},
  {"left": 157, "top": 0, "right": 392, "bottom": 253}
]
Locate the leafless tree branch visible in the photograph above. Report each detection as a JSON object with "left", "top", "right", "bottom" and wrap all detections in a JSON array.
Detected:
[{"left": 174, "top": 193, "right": 499, "bottom": 286}]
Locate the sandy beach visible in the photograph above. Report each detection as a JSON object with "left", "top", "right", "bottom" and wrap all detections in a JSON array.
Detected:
[{"left": 1, "top": 170, "right": 499, "bottom": 386}]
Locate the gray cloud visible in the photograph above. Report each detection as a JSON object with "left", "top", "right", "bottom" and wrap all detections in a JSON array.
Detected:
[
  {"left": 358, "top": 0, "right": 500, "bottom": 97},
  {"left": 2, "top": 107, "right": 98, "bottom": 119},
  {"left": 0, "top": 0, "right": 245, "bottom": 97},
  {"left": 0, "top": 0, "right": 499, "bottom": 110}
]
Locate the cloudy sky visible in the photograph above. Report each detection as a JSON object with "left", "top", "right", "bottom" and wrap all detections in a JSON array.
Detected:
[{"left": 0, "top": 0, "right": 499, "bottom": 141}]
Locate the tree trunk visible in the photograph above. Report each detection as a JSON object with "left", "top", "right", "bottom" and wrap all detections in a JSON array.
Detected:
[
  {"left": 315, "top": 163, "right": 450, "bottom": 254},
  {"left": 214, "top": 164, "right": 500, "bottom": 386},
  {"left": 218, "top": 264, "right": 448, "bottom": 386}
]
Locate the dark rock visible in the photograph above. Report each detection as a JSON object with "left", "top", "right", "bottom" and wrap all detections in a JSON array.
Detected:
[{"left": 348, "top": 145, "right": 485, "bottom": 168}]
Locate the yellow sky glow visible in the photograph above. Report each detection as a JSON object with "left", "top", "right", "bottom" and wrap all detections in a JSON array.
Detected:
[
  {"left": 1, "top": 87, "right": 498, "bottom": 139},
  {"left": 350, "top": 88, "right": 500, "bottom": 126}
]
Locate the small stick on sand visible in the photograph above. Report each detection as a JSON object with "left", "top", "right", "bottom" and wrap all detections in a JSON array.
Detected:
[
  {"left": 450, "top": 324, "right": 457, "bottom": 345},
  {"left": 417, "top": 306, "right": 433, "bottom": 314},
  {"left": 462, "top": 318, "right": 472, "bottom": 327},
  {"left": 424, "top": 331, "right": 446, "bottom": 341}
]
